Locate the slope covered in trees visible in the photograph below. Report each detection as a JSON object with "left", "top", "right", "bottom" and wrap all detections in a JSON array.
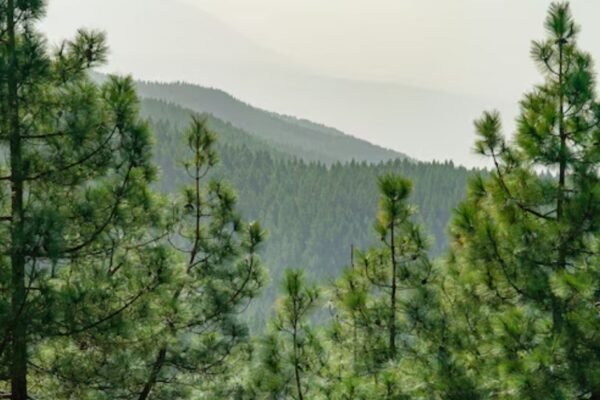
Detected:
[{"left": 134, "top": 80, "right": 408, "bottom": 164}]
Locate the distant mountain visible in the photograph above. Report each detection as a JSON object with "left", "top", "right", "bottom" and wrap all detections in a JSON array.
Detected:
[
  {"left": 140, "top": 98, "right": 286, "bottom": 159},
  {"left": 134, "top": 80, "right": 408, "bottom": 164}
]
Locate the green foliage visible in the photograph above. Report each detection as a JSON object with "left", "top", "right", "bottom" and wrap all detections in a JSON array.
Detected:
[
  {"left": 99, "top": 117, "right": 267, "bottom": 400},
  {"left": 5, "top": 2, "right": 600, "bottom": 399},
  {"left": 325, "top": 174, "right": 442, "bottom": 399},
  {"left": 243, "top": 174, "right": 476, "bottom": 400},
  {"left": 250, "top": 269, "right": 324, "bottom": 400},
  {"left": 445, "top": 2, "right": 600, "bottom": 398}
]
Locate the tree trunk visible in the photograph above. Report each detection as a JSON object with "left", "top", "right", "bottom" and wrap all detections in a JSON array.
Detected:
[
  {"left": 292, "top": 301, "right": 304, "bottom": 400},
  {"left": 389, "top": 224, "right": 397, "bottom": 359},
  {"left": 554, "top": 37, "right": 567, "bottom": 336},
  {"left": 138, "top": 347, "right": 167, "bottom": 400},
  {"left": 7, "top": 1, "right": 28, "bottom": 399},
  {"left": 557, "top": 40, "right": 566, "bottom": 224}
]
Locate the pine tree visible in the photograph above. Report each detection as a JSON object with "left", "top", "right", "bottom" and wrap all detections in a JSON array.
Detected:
[
  {"left": 130, "top": 116, "right": 266, "bottom": 399},
  {"left": 0, "top": 2, "right": 166, "bottom": 398},
  {"left": 328, "top": 174, "right": 441, "bottom": 398},
  {"left": 446, "top": 2, "right": 600, "bottom": 398},
  {"left": 252, "top": 269, "right": 323, "bottom": 400}
]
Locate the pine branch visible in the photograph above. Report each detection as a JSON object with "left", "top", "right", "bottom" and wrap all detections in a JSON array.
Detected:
[
  {"left": 51, "top": 282, "right": 155, "bottom": 337},
  {"left": 491, "top": 149, "right": 556, "bottom": 221},
  {"left": 21, "top": 131, "right": 65, "bottom": 140},
  {"left": 24, "top": 125, "right": 117, "bottom": 181}
]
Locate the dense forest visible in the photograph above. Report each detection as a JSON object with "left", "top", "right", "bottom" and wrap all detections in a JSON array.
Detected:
[{"left": 1, "top": 1, "right": 599, "bottom": 400}]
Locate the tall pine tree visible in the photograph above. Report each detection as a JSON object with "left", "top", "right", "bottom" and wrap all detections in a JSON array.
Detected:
[
  {"left": 0, "top": 2, "right": 167, "bottom": 398},
  {"left": 130, "top": 117, "right": 266, "bottom": 400},
  {"left": 446, "top": 2, "right": 600, "bottom": 398},
  {"left": 328, "top": 174, "right": 442, "bottom": 398},
  {"left": 251, "top": 269, "right": 323, "bottom": 400}
]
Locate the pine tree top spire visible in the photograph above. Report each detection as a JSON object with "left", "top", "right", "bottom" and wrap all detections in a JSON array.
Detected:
[{"left": 545, "top": 2, "right": 578, "bottom": 42}]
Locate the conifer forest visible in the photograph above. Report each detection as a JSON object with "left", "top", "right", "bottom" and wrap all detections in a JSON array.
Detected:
[{"left": 0, "top": 1, "right": 599, "bottom": 399}]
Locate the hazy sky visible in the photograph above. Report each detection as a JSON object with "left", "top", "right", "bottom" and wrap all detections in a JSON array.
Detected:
[
  {"left": 183, "top": 0, "right": 541, "bottom": 98},
  {"left": 39, "top": 0, "right": 600, "bottom": 166},
  {"left": 179, "top": 0, "right": 600, "bottom": 98}
]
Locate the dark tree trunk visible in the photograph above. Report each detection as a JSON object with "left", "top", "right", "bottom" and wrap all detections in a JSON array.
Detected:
[
  {"left": 389, "top": 224, "right": 397, "bottom": 359},
  {"left": 138, "top": 347, "right": 167, "bottom": 400},
  {"left": 7, "top": 0, "right": 27, "bottom": 399}
]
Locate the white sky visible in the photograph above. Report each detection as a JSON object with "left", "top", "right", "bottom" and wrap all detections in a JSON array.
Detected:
[{"left": 39, "top": 0, "right": 600, "bottom": 166}]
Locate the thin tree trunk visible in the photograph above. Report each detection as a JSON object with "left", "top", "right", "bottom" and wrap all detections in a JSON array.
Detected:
[
  {"left": 554, "top": 39, "right": 567, "bottom": 333},
  {"left": 293, "top": 350, "right": 304, "bottom": 400},
  {"left": 138, "top": 144, "right": 202, "bottom": 400},
  {"left": 557, "top": 40, "right": 566, "bottom": 224},
  {"left": 389, "top": 224, "right": 397, "bottom": 359},
  {"left": 7, "top": 0, "right": 28, "bottom": 398},
  {"left": 350, "top": 244, "right": 358, "bottom": 370},
  {"left": 138, "top": 347, "right": 167, "bottom": 400},
  {"left": 292, "top": 297, "right": 304, "bottom": 400}
]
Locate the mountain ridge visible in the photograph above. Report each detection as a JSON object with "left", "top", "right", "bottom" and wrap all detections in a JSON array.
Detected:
[{"left": 133, "top": 79, "right": 409, "bottom": 164}]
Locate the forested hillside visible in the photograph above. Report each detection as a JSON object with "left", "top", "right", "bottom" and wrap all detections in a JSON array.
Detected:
[
  {"left": 141, "top": 99, "right": 474, "bottom": 324},
  {"left": 135, "top": 80, "right": 408, "bottom": 163}
]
